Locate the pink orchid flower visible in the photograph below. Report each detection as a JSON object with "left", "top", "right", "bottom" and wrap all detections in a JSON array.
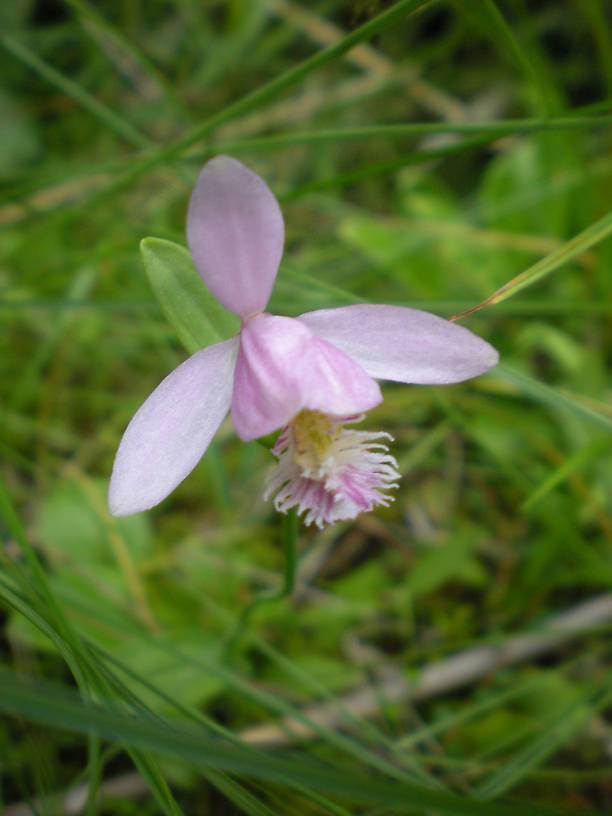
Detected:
[{"left": 108, "top": 156, "right": 498, "bottom": 525}]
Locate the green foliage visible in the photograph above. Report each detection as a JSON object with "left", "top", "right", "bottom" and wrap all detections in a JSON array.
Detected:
[
  {"left": 141, "top": 237, "right": 240, "bottom": 354},
  {"left": 1, "top": 1, "right": 611, "bottom": 814}
]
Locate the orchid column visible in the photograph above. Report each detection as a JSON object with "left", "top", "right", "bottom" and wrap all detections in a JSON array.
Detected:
[{"left": 109, "top": 156, "right": 498, "bottom": 526}]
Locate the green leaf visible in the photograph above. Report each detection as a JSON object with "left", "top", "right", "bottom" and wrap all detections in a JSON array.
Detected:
[
  {"left": 407, "top": 537, "right": 486, "bottom": 597},
  {"left": 140, "top": 237, "right": 240, "bottom": 354},
  {"left": 37, "top": 477, "right": 153, "bottom": 564}
]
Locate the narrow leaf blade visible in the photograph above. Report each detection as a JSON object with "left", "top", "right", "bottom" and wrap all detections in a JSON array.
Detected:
[
  {"left": 451, "top": 208, "right": 612, "bottom": 319},
  {"left": 141, "top": 237, "right": 240, "bottom": 354}
]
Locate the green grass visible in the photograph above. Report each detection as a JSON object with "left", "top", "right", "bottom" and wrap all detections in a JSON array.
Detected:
[{"left": 1, "top": 1, "right": 611, "bottom": 814}]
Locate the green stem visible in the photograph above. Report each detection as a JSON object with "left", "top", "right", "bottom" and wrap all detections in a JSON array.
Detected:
[{"left": 225, "top": 509, "right": 299, "bottom": 656}]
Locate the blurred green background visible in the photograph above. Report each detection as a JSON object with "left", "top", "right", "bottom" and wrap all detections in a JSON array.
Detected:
[{"left": 1, "top": 0, "right": 611, "bottom": 814}]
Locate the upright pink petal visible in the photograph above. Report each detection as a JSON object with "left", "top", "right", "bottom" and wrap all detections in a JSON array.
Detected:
[
  {"left": 299, "top": 304, "right": 499, "bottom": 385},
  {"left": 108, "top": 337, "right": 239, "bottom": 516},
  {"left": 186, "top": 156, "right": 284, "bottom": 318},
  {"left": 231, "top": 315, "right": 381, "bottom": 442}
]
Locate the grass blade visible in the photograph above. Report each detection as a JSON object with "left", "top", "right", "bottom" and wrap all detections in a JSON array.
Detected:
[
  {"left": 494, "top": 366, "right": 612, "bottom": 433},
  {"left": 66, "top": 0, "right": 435, "bottom": 205},
  {"left": 0, "top": 34, "right": 151, "bottom": 149},
  {"left": 451, "top": 208, "right": 612, "bottom": 319},
  {"left": 477, "top": 683, "right": 612, "bottom": 798},
  {"left": 216, "top": 113, "right": 612, "bottom": 152},
  {"left": 522, "top": 436, "right": 612, "bottom": 510},
  {"left": 0, "top": 669, "right": 603, "bottom": 816}
]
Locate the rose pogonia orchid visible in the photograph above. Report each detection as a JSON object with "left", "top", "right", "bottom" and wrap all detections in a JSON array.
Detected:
[{"left": 108, "top": 156, "right": 498, "bottom": 524}]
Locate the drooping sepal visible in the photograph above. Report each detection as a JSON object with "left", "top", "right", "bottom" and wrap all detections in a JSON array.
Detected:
[{"left": 108, "top": 337, "right": 239, "bottom": 516}]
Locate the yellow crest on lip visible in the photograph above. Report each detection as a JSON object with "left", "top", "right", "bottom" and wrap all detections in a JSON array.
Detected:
[
  {"left": 291, "top": 409, "right": 341, "bottom": 471},
  {"left": 265, "top": 409, "right": 399, "bottom": 528}
]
